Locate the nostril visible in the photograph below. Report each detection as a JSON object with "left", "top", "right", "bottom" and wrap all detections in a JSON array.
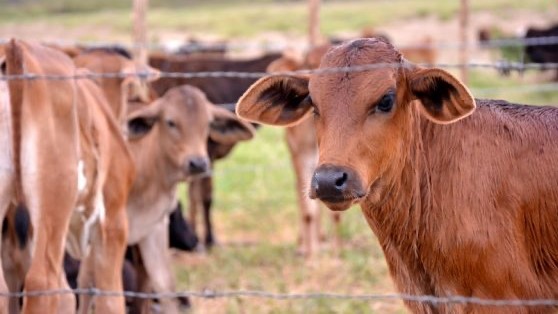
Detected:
[
  {"left": 335, "top": 172, "right": 348, "bottom": 188},
  {"left": 188, "top": 158, "right": 209, "bottom": 174}
]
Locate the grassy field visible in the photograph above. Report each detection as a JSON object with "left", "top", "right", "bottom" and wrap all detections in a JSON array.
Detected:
[{"left": 0, "top": 0, "right": 555, "bottom": 40}]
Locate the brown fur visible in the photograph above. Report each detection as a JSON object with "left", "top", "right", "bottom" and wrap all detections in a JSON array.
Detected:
[
  {"left": 237, "top": 38, "right": 558, "bottom": 313},
  {"left": 125, "top": 85, "right": 254, "bottom": 313},
  {"left": 73, "top": 49, "right": 159, "bottom": 130},
  {"left": 2, "top": 39, "right": 134, "bottom": 313}
]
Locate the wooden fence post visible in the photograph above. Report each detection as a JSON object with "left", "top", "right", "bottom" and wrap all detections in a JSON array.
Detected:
[
  {"left": 308, "top": 0, "right": 321, "bottom": 48},
  {"left": 133, "top": 0, "right": 149, "bottom": 66},
  {"left": 459, "top": 0, "right": 469, "bottom": 84}
]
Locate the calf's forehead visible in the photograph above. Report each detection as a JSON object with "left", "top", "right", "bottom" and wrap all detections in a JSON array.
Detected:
[
  {"left": 164, "top": 87, "right": 211, "bottom": 122},
  {"left": 308, "top": 39, "right": 400, "bottom": 109}
]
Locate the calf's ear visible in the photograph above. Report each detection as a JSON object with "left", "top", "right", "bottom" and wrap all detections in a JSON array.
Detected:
[
  {"left": 209, "top": 105, "right": 256, "bottom": 145},
  {"left": 236, "top": 75, "right": 311, "bottom": 126},
  {"left": 126, "top": 101, "right": 162, "bottom": 140},
  {"left": 408, "top": 68, "right": 476, "bottom": 124}
]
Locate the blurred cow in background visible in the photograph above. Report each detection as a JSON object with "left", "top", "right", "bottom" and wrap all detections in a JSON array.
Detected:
[
  {"left": 149, "top": 52, "right": 280, "bottom": 249},
  {"left": 524, "top": 24, "right": 558, "bottom": 80}
]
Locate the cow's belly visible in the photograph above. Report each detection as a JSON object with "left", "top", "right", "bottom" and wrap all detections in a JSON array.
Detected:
[{"left": 127, "top": 192, "right": 177, "bottom": 245}]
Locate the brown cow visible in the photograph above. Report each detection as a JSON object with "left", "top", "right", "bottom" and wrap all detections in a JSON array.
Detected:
[
  {"left": 1, "top": 40, "right": 134, "bottom": 313},
  {"left": 125, "top": 85, "right": 255, "bottom": 313},
  {"left": 73, "top": 47, "right": 159, "bottom": 131},
  {"left": 237, "top": 38, "right": 558, "bottom": 313}
]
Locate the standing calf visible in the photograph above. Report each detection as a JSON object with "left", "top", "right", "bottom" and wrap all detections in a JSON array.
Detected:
[
  {"left": 125, "top": 85, "right": 254, "bottom": 313},
  {"left": 237, "top": 38, "right": 558, "bottom": 313}
]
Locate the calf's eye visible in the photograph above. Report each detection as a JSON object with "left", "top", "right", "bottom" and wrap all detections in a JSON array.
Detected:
[
  {"left": 377, "top": 91, "right": 395, "bottom": 113},
  {"left": 166, "top": 120, "right": 177, "bottom": 128}
]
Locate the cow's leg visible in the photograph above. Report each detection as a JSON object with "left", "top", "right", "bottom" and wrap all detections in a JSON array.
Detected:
[
  {"left": 127, "top": 246, "right": 151, "bottom": 314},
  {"left": 22, "top": 179, "right": 76, "bottom": 314},
  {"left": 56, "top": 271, "right": 75, "bottom": 314},
  {"left": 1, "top": 204, "right": 21, "bottom": 314},
  {"left": 285, "top": 122, "right": 319, "bottom": 257},
  {"left": 138, "top": 217, "right": 180, "bottom": 314},
  {"left": 76, "top": 251, "right": 94, "bottom": 314},
  {"left": 188, "top": 180, "right": 201, "bottom": 238},
  {"left": 201, "top": 176, "right": 215, "bottom": 248},
  {"left": 80, "top": 195, "right": 128, "bottom": 314}
]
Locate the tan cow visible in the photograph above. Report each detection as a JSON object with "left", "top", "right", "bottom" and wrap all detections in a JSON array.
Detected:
[
  {"left": 73, "top": 47, "right": 159, "bottom": 132},
  {"left": 124, "top": 85, "right": 255, "bottom": 313},
  {"left": 238, "top": 38, "right": 558, "bottom": 313},
  {"left": 267, "top": 54, "right": 341, "bottom": 257},
  {"left": 1, "top": 39, "right": 134, "bottom": 313}
]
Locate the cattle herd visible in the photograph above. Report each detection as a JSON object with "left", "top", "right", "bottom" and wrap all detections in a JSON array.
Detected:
[{"left": 0, "top": 21, "right": 556, "bottom": 314}]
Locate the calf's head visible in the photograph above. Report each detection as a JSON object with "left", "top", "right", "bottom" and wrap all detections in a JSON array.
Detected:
[
  {"left": 73, "top": 48, "right": 160, "bottom": 119},
  {"left": 237, "top": 38, "right": 475, "bottom": 211},
  {"left": 128, "top": 85, "right": 255, "bottom": 181}
]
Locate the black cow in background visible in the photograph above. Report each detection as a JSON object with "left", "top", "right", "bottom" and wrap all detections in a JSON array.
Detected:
[{"left": 524, "top": 24, "right": 558, "bottom": 80}]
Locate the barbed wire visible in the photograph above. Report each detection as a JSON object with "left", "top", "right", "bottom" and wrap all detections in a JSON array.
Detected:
[
  {"left": 1, "top": 61, "right": 558, "bottom": 82},
  {"left": 2, "top": 288, "right": 558, "bottom": 307},
  {"left": 2, "top": 35, "right": 557, "bottom": 53}
]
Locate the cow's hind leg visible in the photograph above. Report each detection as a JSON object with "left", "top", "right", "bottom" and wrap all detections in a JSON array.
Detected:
[
  {"left": 0, "top": 182, "right": 14, "bottom": 313},
  {"left": 83, "top": 196, "right": 128, "bottom": 314},
  {"left": 22, "top": 178, "right": 76, "bottom": 314}
]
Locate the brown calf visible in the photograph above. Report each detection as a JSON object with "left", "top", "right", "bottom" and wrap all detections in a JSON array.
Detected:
[
  {"left": 149, "top": 52, "right": 280, "bottom": 248},
  {"left": 125, "top": 85, "right": 254, "bottom": 313},
  {"left": 237, "top": 38, "right": 558, "bottom": 313},
  {"left": 1, "top": 40, "right": 134, "bottom": 313}
]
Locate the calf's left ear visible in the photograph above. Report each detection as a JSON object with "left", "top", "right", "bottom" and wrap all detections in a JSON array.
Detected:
[
  {"left": 408, "top": 68, "right": 476, "bottom": 124},
  {"left": 209, "top": 105, "right": 256, "bottom": 145}
]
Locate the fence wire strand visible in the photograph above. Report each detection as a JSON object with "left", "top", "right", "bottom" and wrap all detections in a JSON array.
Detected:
[
  {"left": 1, "top": 288, "right": 558, "bottom": 307},
  {"left": 2, "top": 35, "right": 558, "bottom": 53},
  {"left": 1, "top": 61, "right": 558, "bottom": 82}
]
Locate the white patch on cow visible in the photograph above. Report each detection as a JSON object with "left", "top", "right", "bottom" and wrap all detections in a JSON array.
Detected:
[
  {"left": 80, "top": 193, "right": 105, "bottom": 256},
  {"left": 0, "top": 81, "right": 14, "bottom": 174},
  {"left": 77, "top": 160, "right": 87, "bottom": 193}
]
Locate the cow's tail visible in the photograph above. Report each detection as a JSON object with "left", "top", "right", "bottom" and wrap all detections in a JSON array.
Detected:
[{"left": 5, "top": 39, "right": 25, "bottom": 206}]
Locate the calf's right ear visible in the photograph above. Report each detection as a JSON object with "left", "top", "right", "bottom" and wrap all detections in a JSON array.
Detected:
[
  {"left": 236, "top": 75, "right": 311, "bottom": 126},
  {"left": 126, "top": 101, "right": 163, "bottom": 140}
]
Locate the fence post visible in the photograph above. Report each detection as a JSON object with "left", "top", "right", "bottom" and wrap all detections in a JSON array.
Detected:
[
  {"left": 133, "top": 0, "right": 149, "bottom": 66},
  {"left": 308, "top": 0, "right": 321, "bottom": 48},
  {"left": 459, "top": 0, "right": 469, "bottom": 84}
]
